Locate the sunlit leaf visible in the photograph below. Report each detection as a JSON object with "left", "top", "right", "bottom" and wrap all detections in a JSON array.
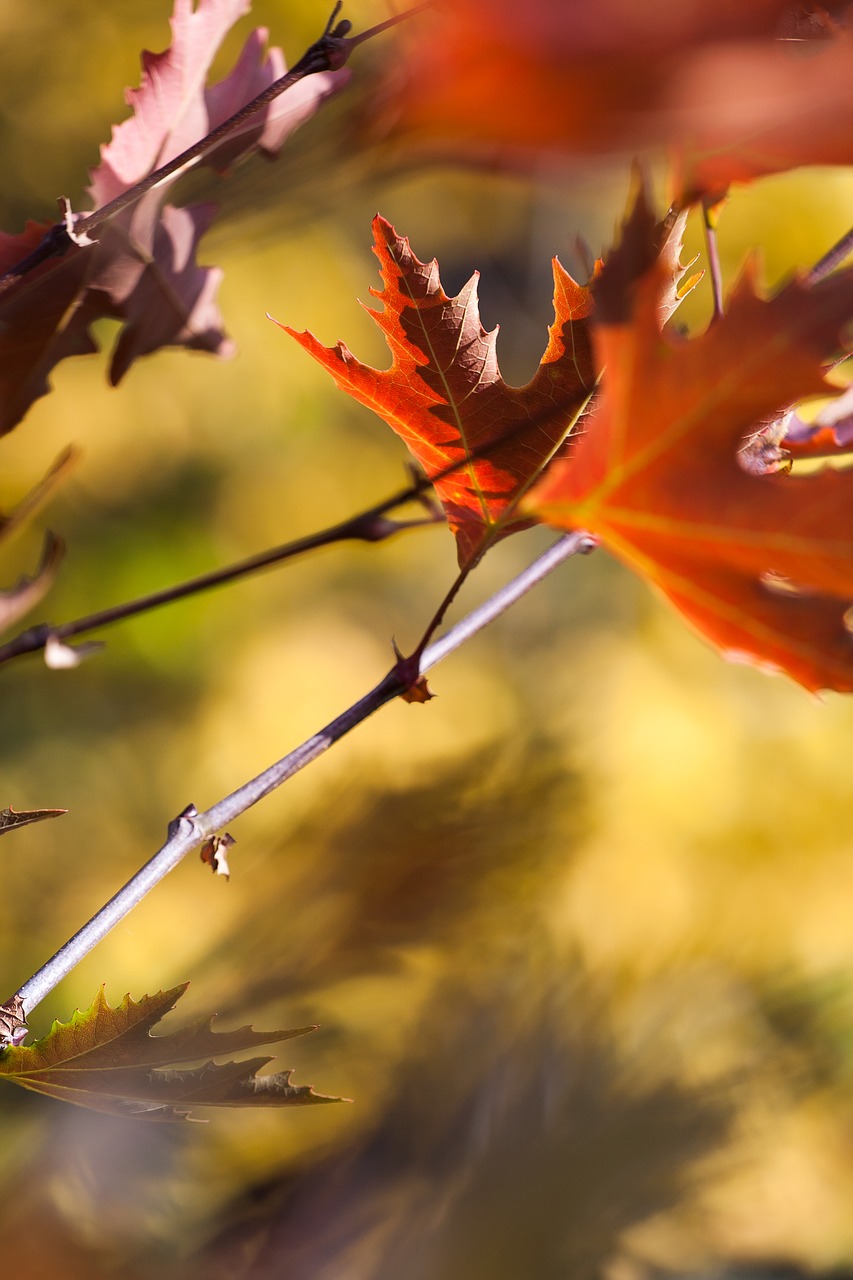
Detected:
[
  {"left": 284, "top": 216, "right": 596, "bottom": 567},
  {"left": 528, "top": 190, "right": 853, "bottom": 692}
]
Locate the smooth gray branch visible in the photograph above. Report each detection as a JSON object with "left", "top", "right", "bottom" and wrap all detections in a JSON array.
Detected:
[{"left": 7, "top": 531, "right": 594, "bottom": 1030}]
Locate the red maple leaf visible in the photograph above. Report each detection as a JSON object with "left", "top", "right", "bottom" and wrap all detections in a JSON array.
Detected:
[
  {"left": 283, "top": 216, "right": 596, "bottom": 566},
  {"left": 527, "top": 193, "right": 853, "bottom": 693}
]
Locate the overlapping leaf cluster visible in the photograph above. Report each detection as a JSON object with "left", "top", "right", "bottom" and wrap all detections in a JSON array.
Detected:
[
  {"left": 0, "top": 0, "right": 345, "bottom": 435},
  {"left": 294, "top": 193, "right": 853, "bottom": 691},
  {"left": 290, "top": 0, "right": 853, "bottom": 692},
  {"left": 383, "top": 0, "right": 853, "bottom": 196},
  {"left": 4, "top": 0, "right": 853, "bottom": 1124}
]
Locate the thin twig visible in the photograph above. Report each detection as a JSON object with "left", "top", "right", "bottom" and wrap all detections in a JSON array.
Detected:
[
  {"left": 702, "top": 195, "right": 724, "bottom": 320},
  {"left": 6, "top": 531, "right": 595, "bottom": 1030},
  {"left": 402, "top": 384, "right": 598, "bottom": 673},
  {"left": 0, "top": 374, "right": 595, "bottom": 668},
  {"left": 805, "top": 223, "right": 853, "bottom": 286},
  {"left": 0, "top": 488, "right": 440, "bottom": 667}
]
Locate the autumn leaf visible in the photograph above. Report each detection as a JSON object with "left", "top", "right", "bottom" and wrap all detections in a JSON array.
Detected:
[
  {"left": 83, "top": 0, "right": 346, "bottom": 387},
  {"left": 674, "top": 28, "right": 853, "bottom": 196},
  {"left": 283, "top": 216, "right": 596, "bottom": 567},
  {"left": 0, "top": 0, "right": 346, "bottom": 434},
  {"left": 527, "top": 191, "right": 853, "bottom": 693},
  {"left": 379, "top": 0, "right": 853, "bottom": 198},
  {"left": 0, "top": 808, "right": 67, "bottom": 837},
  {"left": 0, "top": 225, "right": 96, "bottom": 434},
  {"left": 0, "top": 984, "right": 341, "bottom": 1121}
]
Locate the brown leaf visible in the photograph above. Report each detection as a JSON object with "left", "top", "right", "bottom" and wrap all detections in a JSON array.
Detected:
[
  {"left": 0, "top": 808, "right": 67, "bottom": 837},
  {"left": 0, "top": 985, "right": 342, "bottom": 1121}
]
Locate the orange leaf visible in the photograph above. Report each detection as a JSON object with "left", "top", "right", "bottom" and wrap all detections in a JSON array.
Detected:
[
  {"left": 282, "top": 216, "right": 596, "bottom": 567},
  {"left": 527, "top": 193, "right": 853, "bottom": 693},
  {"left": 381, "top": 0, "right": 853, "bottom": 198}
]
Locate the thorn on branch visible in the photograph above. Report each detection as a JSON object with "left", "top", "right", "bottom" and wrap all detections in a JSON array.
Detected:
[{"left": 391, "top": 639, "right": 433, "bottom": 702}]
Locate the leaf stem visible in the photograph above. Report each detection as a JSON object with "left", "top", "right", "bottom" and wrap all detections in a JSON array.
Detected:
[
  {"left": 7, "top": 531, "right": 594, "bottom": 1028},
  {"left": 702, "top": 196, "right": 724, "bottom": 320},
  {"left": 805, "top": 222, "right": 853, "bottom": 286}
]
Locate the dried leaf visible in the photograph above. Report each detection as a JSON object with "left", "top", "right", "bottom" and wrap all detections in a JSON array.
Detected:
[
  {"left": 200, "top": 832, "right": 235, "bottom": 880},
  {"left": 0, "top": 997, "right": 27, "bottom": 1048},
  {"left": 284, "top": 216, "right": 596, "bottom": 567},
  {"left": 0, "top": 808, "right": 67, "bottom": 837},
  {"left": 0, "top": 985, "right": 341, "bottom": 1120}
]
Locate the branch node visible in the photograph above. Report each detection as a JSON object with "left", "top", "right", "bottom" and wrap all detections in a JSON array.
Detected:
[
  {"left": 391, "top": 639, "right": 432, "bottom": 702},
  {"left": 168, "top": 802, "right": 200, "bottom": 841}
]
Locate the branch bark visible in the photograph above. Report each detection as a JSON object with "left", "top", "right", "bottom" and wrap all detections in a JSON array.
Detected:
[{"left": 3, "top": 531, "right": 595, "bottom": 1035}]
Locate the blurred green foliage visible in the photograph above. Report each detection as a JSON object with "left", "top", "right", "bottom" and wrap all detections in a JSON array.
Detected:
[{"left": 3, "top": 3, "right": 853, "bottom": 1278}]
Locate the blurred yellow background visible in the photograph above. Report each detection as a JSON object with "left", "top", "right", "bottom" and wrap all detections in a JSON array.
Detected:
[{"left": 3, "top": 4, "right": 853, "bottom": 1278}]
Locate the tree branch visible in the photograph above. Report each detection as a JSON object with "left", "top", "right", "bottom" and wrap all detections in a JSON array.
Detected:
[
  {"left": 3, "top": 530, "right": 595, "bottom": 1036},
  {"left": 0, "top": 480, "right": 441, "bottom": 668},
  {"left": 806, "top": 222, "right": 853, "bottom": 286}
]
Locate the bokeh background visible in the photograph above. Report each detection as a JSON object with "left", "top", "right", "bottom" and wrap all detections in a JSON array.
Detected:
[{"left": 3, "top": 3, "right": 853, "bottom": 1277}]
